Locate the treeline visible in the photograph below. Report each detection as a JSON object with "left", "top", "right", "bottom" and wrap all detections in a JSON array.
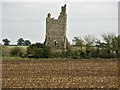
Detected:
[
  {"left": 71, "top": 34, "right": 120, "bottom": 59},
  {"left": 3, "top": 33, "right": 120, "bottom": 59},
  {"left": 2, "top": 38, "right": 31, "bottom": 46}
]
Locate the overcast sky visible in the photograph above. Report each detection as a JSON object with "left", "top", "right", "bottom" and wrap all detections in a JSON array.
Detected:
[{"left": 2, "top": 1, "right": 118, "bottom": 44}]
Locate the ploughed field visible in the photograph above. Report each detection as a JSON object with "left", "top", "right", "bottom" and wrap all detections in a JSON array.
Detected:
[{"left": 2, "top": 59, "right": 119, "bottom": 88}]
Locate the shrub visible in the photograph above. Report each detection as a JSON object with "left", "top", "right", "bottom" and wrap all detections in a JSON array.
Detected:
[
  {"left": 116, "top": 51, "right": 120, "bottom": 58},
  {"left": 79, "top": 50, "right": 86, "bottom": 59},
  {"left": 51, "top": 52, "right": 61, "bottom": 58},
  {"left": 27, "top": 43, "right": 51, "bottom": 58},
  {"left": 99, "top": 49, "right": 116, "bottom": 59},
  {"left": 71, "top": 50, "right": 80, "bottom": 59},
  {"left": 91, "top": 48, "right": 99, "bottom": 58},
  {"left": 10, "top": 47, "right": 25, "bottom": 57}
]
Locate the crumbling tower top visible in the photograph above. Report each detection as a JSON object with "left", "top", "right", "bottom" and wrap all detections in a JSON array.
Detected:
[
  {"left": 61, "top": 4, "right": 66, "bottom": 14},
  {"left": 47, "top": 13, "right": 51, "bottom": 18}
]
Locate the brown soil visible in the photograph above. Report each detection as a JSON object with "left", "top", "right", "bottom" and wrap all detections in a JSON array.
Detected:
[{"left": 2, "top": 60, "right": 119, "bottom": 88}]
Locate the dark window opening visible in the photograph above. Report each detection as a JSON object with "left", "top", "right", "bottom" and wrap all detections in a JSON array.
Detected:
[{"left": 54, "top": 41, "right": 57, "bottom": 46}]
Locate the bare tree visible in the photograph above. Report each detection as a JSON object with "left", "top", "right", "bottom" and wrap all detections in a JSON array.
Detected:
[
  {"left": 84, "top": 35, "right": 95, "bottom": 49},
  {"left": 72, "top": 37, "right": 84, "bottom": 50},
  {"left": 101, "top": 33, "right": 115, "bottom": 58},
  {"left": 84, "top": 35, "right": 96, "bottom": 58}
]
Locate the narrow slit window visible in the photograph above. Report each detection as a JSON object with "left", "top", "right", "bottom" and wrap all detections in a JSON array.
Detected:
[{"left": 54, "top": 41, "right": 57, "bottom": 46}]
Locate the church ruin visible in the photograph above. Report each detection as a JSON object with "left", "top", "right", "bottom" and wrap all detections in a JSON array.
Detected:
[{"left": 44, "top": 4, "right": 69, "bottom": 51}]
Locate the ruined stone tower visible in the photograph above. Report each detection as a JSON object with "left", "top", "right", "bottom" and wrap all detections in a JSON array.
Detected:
[{"left": 44, "top": 4, "right": 69, "bottom": 51}]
